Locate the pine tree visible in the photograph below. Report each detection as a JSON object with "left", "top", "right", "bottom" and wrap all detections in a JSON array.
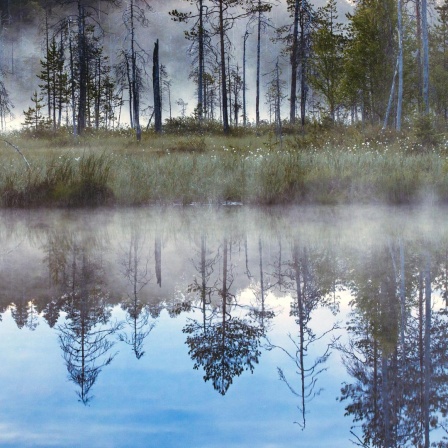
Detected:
[
  {"left": 37, "top": 37, "right": 68, "bottom": 129},
  {"left": 22, "top": 91, "right": 47, "bottom": 130}
]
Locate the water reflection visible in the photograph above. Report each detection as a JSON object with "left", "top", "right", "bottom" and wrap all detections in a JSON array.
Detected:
[
  {"left": 2, "top": 207, "right": 448, "bottom": 445},
  {"left": 44, "top": 227, "right": 122, "bottom": 404},
  {"left": 118, "top": 227, "right": 155, "bottom": 359},
  {"left": 184, "top": 237, "right": 264, "bottom": 395}
]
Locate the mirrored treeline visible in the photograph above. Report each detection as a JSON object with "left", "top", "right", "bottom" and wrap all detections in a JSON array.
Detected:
[{"left": 1, "top": 205, "right": 448, "bottom": 447}]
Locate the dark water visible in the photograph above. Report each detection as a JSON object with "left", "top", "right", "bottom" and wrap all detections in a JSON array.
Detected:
[{"left": 0, "top": 205, "right": 446, "bottom": 447}]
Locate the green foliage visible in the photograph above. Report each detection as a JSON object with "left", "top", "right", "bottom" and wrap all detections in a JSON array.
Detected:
[
  {"left": 413, "top": 114, "right": 440, "bottom": 147},
  {"left": 309, "top": 0, "right": 346, "bottom": 121},
  {"left": 22, "top": 91, "right": 49, "bottom": 131},
  {"left": 342, "top": 0, "right": 396, "bottom": 123}
]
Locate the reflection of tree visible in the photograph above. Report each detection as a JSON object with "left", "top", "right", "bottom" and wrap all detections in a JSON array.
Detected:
[
  {"left": 338, "top": 242, "right": 448, "bottom": 447},
  {"left": 118, "top": 230, "right": 155, "bottom": 359},
  {"left": 338, "top": 245, "right": 404, "bottom": 447},
  {"left": 48, "top": 233, "right": 121, "bottom": 405},
  {"left": 270, "top": 241, "right": 338, "bottom": 428},
  {"left": 10, "top": 297, "right": 39, "bottom": 330},
  {"left": 155, "top": 236, "right": 162, "bottom": 287},
  {"left": 184, "top": 238, "right": 264, "bottom": 395},
  {"left": 247, "top": 237, "right": 275, "bottom": 332}
]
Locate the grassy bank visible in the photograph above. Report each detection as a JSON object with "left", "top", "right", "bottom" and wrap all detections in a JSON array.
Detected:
[{"left": 1, "top": 125, "right": 448, "bottom": 207}]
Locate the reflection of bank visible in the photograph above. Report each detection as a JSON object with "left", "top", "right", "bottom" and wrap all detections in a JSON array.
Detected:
[
  {"left": 184, "top": 237, "right": 264, "bottom": 395},
  {"left": 45, "top": 232, "right": 121, "bottom": 405}
]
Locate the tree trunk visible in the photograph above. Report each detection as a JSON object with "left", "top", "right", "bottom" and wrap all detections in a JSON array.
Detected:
[
  {"left": 300, "top": 1, "right": 307, "bottom": 130},
  {"left": 153, "top": 39, "right": 162, "bottom": 133},
  {"left": 397, "top": 0, "right": 403, "bottom": 130},
  {"left": 68, "top": 22, "right": 77, "bottom": 137},
  {"left": 130, "top": 0, "right": 141, "bottom": 141},
  {"left": 256, "top": 2, "right": 261, "bottom": 128},
  {"left": 198, "top": 0, "right": 204, "bottom": 122},
  {"left": 421, "top": 0, "right": 429, "bottom": 114},
  {"left": 243, "top": 30, "right": 249, "bottom": 127},
  {"left": 290, "top": 0, "right": 300, "bottom": 124},
  {"left": 219, "top": 0, "right": 229, "bottom": 133},
  {"left": 275, "top": 58, "right": 282, "bottom": 138},
  {"left": 77, "top": 2, "right": 87, "bottom": 135}
]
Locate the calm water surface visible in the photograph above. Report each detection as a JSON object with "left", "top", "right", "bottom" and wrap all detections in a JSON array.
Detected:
[{"left": 0, "top": 205, "right": 446, "bottom": 447}]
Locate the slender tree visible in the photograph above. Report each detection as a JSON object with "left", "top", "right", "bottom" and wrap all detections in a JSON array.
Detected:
[{"left": 153, "top": 39, "right": 162, "bottom": 133}]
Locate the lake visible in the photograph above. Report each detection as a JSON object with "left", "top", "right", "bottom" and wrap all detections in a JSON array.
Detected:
[{"left": 0, "top": 205, "right": 446, "bottom": 447}]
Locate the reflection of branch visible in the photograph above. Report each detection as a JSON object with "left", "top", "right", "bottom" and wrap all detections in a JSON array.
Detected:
[
  {"left": 0, "top": 239, "right": 24, "bottom": 257},
  {"left": 267, "top": 322, "right": 339, "bottom": 429},
  {"left": 59, "top": 318, "right": 122, "bottom": 405},
  {"left": 119, "top": 307, "right": 155, "bottom": 359},
  {"left": 349, "top": 430, "right": 370, "bottom": 447}
]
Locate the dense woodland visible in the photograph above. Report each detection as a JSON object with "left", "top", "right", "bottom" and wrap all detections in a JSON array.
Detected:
[{"left": 0, "top": 0, "right": 444, "bottom": 139}]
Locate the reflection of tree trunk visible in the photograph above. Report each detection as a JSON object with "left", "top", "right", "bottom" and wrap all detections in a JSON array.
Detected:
[
  {"left": 259, "top": 237, "right": 265, "bottom": 329},
  {"left": 424, "top": 255, "right": 431, "bottom": 448},
  {"left": 399, "top": 240, "right": 405, "bottom": 355},
  {"left": 382, "top": 354, "right": 391, "bottom": 447},
  {"left": 293, "top": 243, "right": 306, "bottom": 427},
  {"left": 373, "top": 339, "right": 379, "bottom": 431},
  {"left": 418, "top": 269, "right": 424, "bottom": 435},
  {"left": 153, "top": 39, "right": 162, "bottom": 134},
  {"left": 221, "top": 238, "right": 228, "bottom": 378},
  {"left": 201, "top": 235, "right": 206, "bottom": 331},
  {"left": 244, "top": 234, "right": 249, "bottom": 274},
  {"left": 155, "top": 236, "right": 161, "bottom": 287}
]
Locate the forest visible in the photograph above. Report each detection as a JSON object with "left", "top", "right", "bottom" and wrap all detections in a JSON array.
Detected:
[
  {"left": 0, "top": 0, "right": 446, "bottom": 207},
  {"left": 0, "top": 0, "right": 441, "bottom": 135}
]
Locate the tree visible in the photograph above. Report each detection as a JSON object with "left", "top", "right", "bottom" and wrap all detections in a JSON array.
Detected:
[
  {"left": 0, "top": 76, "right": 13, "bottom": 130},
  {"left": 430, "top": 1, "right": 448, "bottom": 121},
  {"left": 171, "top": 0, "right": 253, "bottom": 133},
  {"left": 309, "top": 0, "right": 345, "bottom": 122},
  {"left": 22, "top": 91, "right": 47, "bottom": 130},
  {"left": 265, "top": 59, "right": 286, "bottom": 137},
  {"left": 153, "top": 39, "right": 162, "bottom": 133},
  {"left": 342, "top": 0, "right": 396, "bottom": 125},
  {"left": 279, "top": 0, "right": 315, "bottom": 127},
  {"left": 57, "top": 0, "right": 120, "bottom": 135},
  {"left": 170, "top": 0, "right": 206, "bottom": 122},
  {"left": 122, "top": 0, "right": 150, "bottom": 141},
  {"left": 246, "top": 0, "right": 276, "bottom": 129},
  {"left": 422, "top": 0, "right": 429, "bottom": 114}
]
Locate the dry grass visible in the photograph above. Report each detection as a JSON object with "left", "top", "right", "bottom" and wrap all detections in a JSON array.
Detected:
[{"left": 0, "top": 126, "right": 447, "bottom": 207}]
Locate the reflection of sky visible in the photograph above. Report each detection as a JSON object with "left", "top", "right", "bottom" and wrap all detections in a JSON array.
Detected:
[
  {"left": 2, "top": 204, "right": 443, "bottom": 447},
  {"left": 0, "top": 302, "right": 351, "bottom": 448}
]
